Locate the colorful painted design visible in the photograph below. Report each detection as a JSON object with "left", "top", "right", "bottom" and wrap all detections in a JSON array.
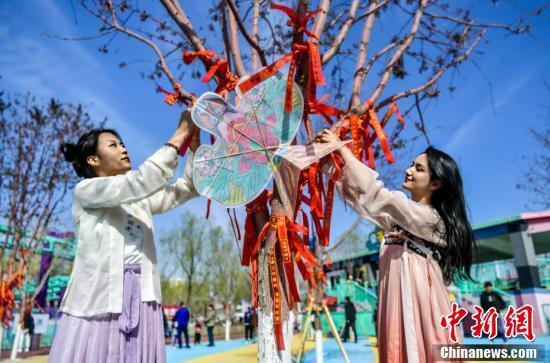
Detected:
[{"left": 191, "top": 71, "right": 348, "bottom": 217}]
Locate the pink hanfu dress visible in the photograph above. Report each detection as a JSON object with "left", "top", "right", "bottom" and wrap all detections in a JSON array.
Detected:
[{"left": 336, "top": 156, "right": 463, "bottom": 363}]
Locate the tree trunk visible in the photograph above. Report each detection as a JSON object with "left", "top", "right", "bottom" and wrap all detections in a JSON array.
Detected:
[
  {"left": 315, "top": 324, "right": 324, "bottom": 363},
  {"left": 225, "top": 320, "right": 231, "bottom": 341},
  {"left": 256, "top": 1, "right": 310, "bottom": 360},
  {"left": 186, "top": 277, "right": 192, "bottom": 306},
  {"left": 10, "top": 322, "right": 22, "bottom": 360},
  {"left": 257, "top": 200, "right": 292, "bottom": 363},
  {"left": 224, "top": 302, "right": 232, "bottom": 341}
]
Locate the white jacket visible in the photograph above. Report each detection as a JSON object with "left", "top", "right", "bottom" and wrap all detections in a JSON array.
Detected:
[{"left": 59, "top": 146, "right": 198, "bottom": 317}]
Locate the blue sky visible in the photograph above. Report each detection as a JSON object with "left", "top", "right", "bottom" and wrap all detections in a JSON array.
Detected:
[{"left": 0, "top": 0, "right": 548, "bottom": 250}]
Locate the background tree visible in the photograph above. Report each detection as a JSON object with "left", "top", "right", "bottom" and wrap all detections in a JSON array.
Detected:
[
  {"left": 210, "top": 225, "right": 251, "bottom": 340},
  {"left": 160, "top": 212, "right": 251, "bottom": 328},
  {"left": 160, "top": 211, "right": 212, "bottom": 308},
  {"left": 0, "top": 91, "right": 100, "bottom": 307}
]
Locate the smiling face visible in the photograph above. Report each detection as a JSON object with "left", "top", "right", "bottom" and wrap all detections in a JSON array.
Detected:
[
  {"left": 86, "top": 132, "right": 131, "bottom": 177},
  {"left": 402, "top": 153, "right": 441, "bottom": 203}
]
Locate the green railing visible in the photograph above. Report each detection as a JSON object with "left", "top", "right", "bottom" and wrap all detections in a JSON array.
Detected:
[
  {"left": 318, "top": 281, "right": 377, "bottom": 337},
  {"left": 325, "top": 281, "right": 377, "bottom": 310},
  {"left": 318, "top": 310, "right": 376, "bottom": 337},
  {"left": 455, "top": 259, "right": 518, "bottom": 295},
  {"left": 15, "top": 275, "right": 69, "bottom": 302},
  {"left": 537, "top": 258, "right": 550, "bottom": 288},
  {"left": 1, "top": 319, "right": 58, "bottom": 350}
]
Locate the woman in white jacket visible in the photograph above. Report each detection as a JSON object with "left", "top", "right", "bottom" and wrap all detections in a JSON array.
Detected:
[{"left": 49, "top": 111, "right": 200, "bottom": 362}]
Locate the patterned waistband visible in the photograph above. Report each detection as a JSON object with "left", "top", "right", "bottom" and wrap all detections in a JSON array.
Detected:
[
  {"left": 385, "top": 240, "right": 441, "bottom": 262},
  {"left": 124, "top": 264, "right": 141, "bottom": 273}
]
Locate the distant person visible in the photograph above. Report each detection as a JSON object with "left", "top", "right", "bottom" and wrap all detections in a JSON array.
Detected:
[
  {"left": 162, "top": 308, "right": 170, "bottom": 338},
  {"left": 194, "top": 319, "right": 202, "bottom": 345},
  {"left": 342, "top": 296, "right": 358, "bottom": 343},
  {"left": 21, "top": 308, "right": 35, "bottom": 352},
  {"left": 174, "top": 301, "right": 191, "bottom": 349},
  {"left": 46, "top": 301, "right": 59, "bottom": 320},
  {"left": 205, "top": 304, "right": 216, "bottom": 347},
  {"left": 480, "top": 282, "right": 507, "bottom": 343},
  {"left": 244, "top": 307, "right": 253, "bottom": 342},
  {"left": 171, "top": 321, "right": 178, "bottom": 346}
]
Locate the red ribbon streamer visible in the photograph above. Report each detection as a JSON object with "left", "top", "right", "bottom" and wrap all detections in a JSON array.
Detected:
[
  {"left": 238, "top": 5, "right": 325, "bottom": 115},
  {"left": 182, "top": 50, "right": 239, "bottom": 95},
  {"left": 158, "top": 83, "right": 189, "bottom": 106}
]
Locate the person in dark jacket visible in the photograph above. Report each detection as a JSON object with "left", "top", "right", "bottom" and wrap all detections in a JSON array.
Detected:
[
  {"left": 244, "top": 307, "right": 253, "bottom": 342},
  {"left": 173, "top": 301, "right": 191, "bottom": 348},
  {"left": 21, "top": 308, "right": 35, "bottom": 352},
  {"left": 204, "top": 304, "right": 216, "bottom": 347},
  {"left": 479, "top": 282, "right": 507, "bottom": 342},
  {"left": 342, "top": 296, "right": 358, "bottom": 343}
]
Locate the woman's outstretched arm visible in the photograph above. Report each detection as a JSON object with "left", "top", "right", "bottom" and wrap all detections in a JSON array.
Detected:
[
  {"left": 317, "top": 129, "right": 445, "bottom": 245},
  {"left": 75, "top": 111, "right": 197, "bottom": 209}
]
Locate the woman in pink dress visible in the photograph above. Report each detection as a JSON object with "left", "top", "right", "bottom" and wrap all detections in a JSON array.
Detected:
[{"left": 317, "top": 129, "right": 475, "bottom": 362}]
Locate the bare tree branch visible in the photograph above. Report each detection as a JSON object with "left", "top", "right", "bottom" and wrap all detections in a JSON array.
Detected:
[
  {"left": 30, "top": 257, "right": 61, "bottom": 304},
  {"left": 414, "top": 93, "right": 431, "bottom": 145},
  {"left": 376, "top": 30, "right": 484, "bottom": 109},
  {"left": 159, "top": 0, "right": 206, "bottom": 52},
  {"left": 324, "top": 216, "right": 362, "bottom": 254},
  {"left": 220, "top": 0, "right": 233, "bottom": 67},
  {"left": 362, "top": 40, "right": 399, "bottom": 79},
  {"left": 312, "top": 0, "right": 331, "bottom": 39},
  {"left": 352, "top": 0, "right": 390, "bottom": 25},
  {"left": 225, "top": 0, "right": 268, "bottom": 67},
  {"left": 42, "top": 29, "right": 115, "bottom": 41},
  {"left": 226, "top": 2, "right": 247, "bottom": 77},
  {"left": 83, "top": 1, "right": 194, "bottom": 101},
  {"left": 322, "top": 0, "right": 360, "bottom": 64},
  {"left": 370, "top": 0, "right": 429, "bottom": 105},
  {"left": 251, "top": 0, "right": 261, "bottom": 70},
  {"left": 350, "top": 0, "right": 381, "bottom": 109},
  {"left": 424, "top": 11, "right": 531, "bottom": 33}
]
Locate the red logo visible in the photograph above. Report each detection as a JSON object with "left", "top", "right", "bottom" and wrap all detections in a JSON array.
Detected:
[
  {"left": 440, "top": 303, "right": 536, "bottom": 342},
  {"left": 471, "top": 305, "right": 499, "bottom": 339},
  {"left": 439, "top": 303, "right": 468, "bottom": 343},
  {"left": 504, "top": 305, "right": 535, "bottom": 341}
]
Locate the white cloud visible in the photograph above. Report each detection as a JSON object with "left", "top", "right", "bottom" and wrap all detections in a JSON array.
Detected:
[{"left": 445, "top": 71, "right": 536, "bottom": 152}]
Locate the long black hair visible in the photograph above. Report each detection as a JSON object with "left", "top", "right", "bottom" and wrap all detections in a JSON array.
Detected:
[
  {"left": 424, "top": 146, "right": 476, "bottom": 285},
  {"left": 60, "top": 129, "right": 122, "bottom": 178}
]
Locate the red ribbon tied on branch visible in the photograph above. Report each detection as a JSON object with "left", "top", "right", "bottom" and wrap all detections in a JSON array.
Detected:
[
  {"left": 158, "top": 83, "right": 189, "bottom": 106},
  {"left": 238, "top": 4, "right": 326, "bottom": 114},
  {"left": 338, "top": 100, "right": 405, "bottom": 169},
  {"left": 182, "top": 50, "right": 239, "bottom": 95}
]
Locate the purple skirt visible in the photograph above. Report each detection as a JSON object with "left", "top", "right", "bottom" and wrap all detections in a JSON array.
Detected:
[{"left": 48, "top": 265, "right": 166, "bottom": 363}]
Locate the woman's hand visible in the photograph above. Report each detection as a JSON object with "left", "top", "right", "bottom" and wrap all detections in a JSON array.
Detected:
[
  {"left": 168, "top": 109, "right": 198, "bottom": 148},
  {"left": 314, "top": 128, "right": 355, "bottom": 162},
  {"left": 314, "top": 129, "right": 341, "bottom": 144}
]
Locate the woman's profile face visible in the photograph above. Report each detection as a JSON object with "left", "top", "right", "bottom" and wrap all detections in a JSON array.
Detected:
[
  {"left": 402, "top": 153, "right": 438, "bottom": 199},
  {"left": 87, "top": 132, "right": 131, "bottom": 177}
]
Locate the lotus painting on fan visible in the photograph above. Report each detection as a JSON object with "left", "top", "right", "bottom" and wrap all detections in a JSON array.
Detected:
[{"left": 191, "top": 71, "right": 347, "bottom": 217}]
